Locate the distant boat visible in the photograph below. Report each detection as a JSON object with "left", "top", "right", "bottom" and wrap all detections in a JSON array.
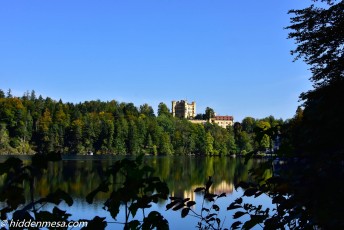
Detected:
[{"left": 88, "top": 151, "right": 93, "bottom": 156}]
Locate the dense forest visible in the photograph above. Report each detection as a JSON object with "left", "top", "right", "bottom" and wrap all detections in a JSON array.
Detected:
[{"left": 0, "top": 89, "right": 287, "bottom": 155}]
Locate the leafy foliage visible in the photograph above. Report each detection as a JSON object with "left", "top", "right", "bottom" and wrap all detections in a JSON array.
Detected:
[
  {"left": 287, "top": 0, "right": 344, "bottom": 87},
  {"left": 166, "top": 176, "right": 228, "bottom": 230},
  {"left": 86, "top": 155, "right": 170, "bottom": 229},
  {"left": 0, "top": 154, "right": 80, "bottom": 229},
  {"left": 0, "top": 154, "right": 171, "bottom": 230}
]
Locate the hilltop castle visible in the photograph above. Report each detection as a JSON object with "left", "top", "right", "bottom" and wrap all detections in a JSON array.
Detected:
[
  {"left": 171, "top": 100, "right": 234, "bottom": 128},
  {"left": 172, "top": 100, "right": 196, "bottom": 119}
]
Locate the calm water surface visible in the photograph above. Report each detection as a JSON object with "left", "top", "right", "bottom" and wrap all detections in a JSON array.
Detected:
[{"left": 1, "top": 156, "right": 274, "bottom": 229}]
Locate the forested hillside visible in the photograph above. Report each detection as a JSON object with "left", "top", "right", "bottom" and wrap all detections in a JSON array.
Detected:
[{"left": 0, "top": 89, "right": 284, "bottom": 155}]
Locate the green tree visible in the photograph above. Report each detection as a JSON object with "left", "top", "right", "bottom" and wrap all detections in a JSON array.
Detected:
[
  {"left": 123, "top": 103, "right": 139, "bottom": 117},
  {"left": 37, "top": 108, "right": 54, "bottom": 153},
  {"left": 7, "top": 89, "right": 13, "bottom": 98},
  {"left": 53, "top": 104, "right": 68, "bottom": 151},
  {"left": 114, "top": 117, "right": 128, "bottom": 155},
  {"left": 157, "top": 114, "right": 174, "bottom": 134},
  {"left": 139, "top": 103, "right": 155, "bottom": 117},
  {"left": 205, "top": 123, "right": 229, "bottom": 155},
  {"left": 173, "top": 119, "right": 195, "bottom": 155},
  {"left": 127, "top": 119, "right": 140, "bottom": 155},
  {"left": 260, "top": 134, "right": 270, "bottom": 149},
  {"left": 193, "top": 124, "right": 206, "bottom": 154},
  {"left": 227, "top": 133, "right": 237, "bottom": 155},
  {"left": 146, "top": 118, "right": 160, "bottom": 153},
  {"left": 0, "top": 124, "right": 13, "bottom": 153},
  {"left": 158, "top": 131, "right": 173, "bottom": 155},
  {"left": 30, "top": 90, "right": 36, "bottom": 101},
  {"left": 67, "top": 119, "right": 84, "bottom": 154},
  {"left": 287, "top": 0, "right": 344, "bottom": 87},
  {"left": 54, "top": 104, "right": 69, "bottom": 127},
  {"left": 0, "top": 89, "right": 5, "bottom": 98},
  {"left": 226, "top": 125, "right": 237, "bottom": 154},
  {"left": 205, "top": 132, "right": 214, "bottom": 155},
  {"left": 99, "top": 113, "right": 115, "bottom": 153},
  {"left": 194, "top": 113, "right": 205, "bottom": 120},
  {"left": 286, "top": 0, "right": 344, "bottom": 155},
  {"left": 157, "top": 102, "right": 171, "bottom": 117},
  {"left": 253, "top": 120, "right": 272, "bottom": 150},
  {"left": 241, "top": 117, "right": 255, "bottom": 133},
  {"left": 24, "top": 111, "right": 33, "bottom": 142},
  {"left": 145, "top": 133, "right": 154, "bottom": 154},
  {"left": 255, "top": 120, "right": 271, "bottom": 131},
  {"left": 233, "top": 122, "right": 242, "bottom": 138},
  {"left": 136, "top": 116, "right": 148, "bottom": 151},
  {"left": 204, "top": 107, "right": 215, "bottom": 121},
  {"left": 237, "top": 131, "right": 252, "bottom": 154}
]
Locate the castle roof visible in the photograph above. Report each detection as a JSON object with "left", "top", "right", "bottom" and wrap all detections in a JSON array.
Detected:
[{"left": 214, "top": 116, "right": 233, "bottom": 121}]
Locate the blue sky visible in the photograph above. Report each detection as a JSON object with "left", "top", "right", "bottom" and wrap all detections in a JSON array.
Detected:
[{"left": 1, "top": 0, "right": 313, "bottom": 122}]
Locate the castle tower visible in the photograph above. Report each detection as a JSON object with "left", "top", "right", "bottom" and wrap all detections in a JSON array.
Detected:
[{"left": 171, "top": 100, "right": 196, "bottom": 119}]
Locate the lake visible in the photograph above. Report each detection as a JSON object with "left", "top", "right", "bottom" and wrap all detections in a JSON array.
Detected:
[{"left": 0, "top": 155, "right": 275, "bottom": 229}]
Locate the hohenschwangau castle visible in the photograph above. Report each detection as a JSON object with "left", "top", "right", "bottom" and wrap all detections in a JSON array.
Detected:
[{"left": 171, "top": 100, "right": 233, "bottom": 129}]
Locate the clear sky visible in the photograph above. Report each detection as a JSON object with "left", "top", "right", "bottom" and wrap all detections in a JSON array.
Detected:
[{"left": 1, "top": 0, "right": 313, "bottom": 122}]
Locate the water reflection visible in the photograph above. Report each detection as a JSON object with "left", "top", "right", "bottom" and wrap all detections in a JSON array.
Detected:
[
  {"left": 0, "top": 156, "right": 272, "bottom": 229},
  {"left": 25, "top": 156, "right": 268, "bottom": 201}
]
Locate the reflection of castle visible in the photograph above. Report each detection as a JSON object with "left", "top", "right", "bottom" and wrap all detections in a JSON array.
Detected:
[{"left": 176, "top": 181, "right": 234, "bottom": 202}]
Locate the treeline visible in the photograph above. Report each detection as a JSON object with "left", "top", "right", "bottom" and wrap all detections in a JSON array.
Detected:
[{"left": 0, "top": 89, "right": 286, "bottom": 155}]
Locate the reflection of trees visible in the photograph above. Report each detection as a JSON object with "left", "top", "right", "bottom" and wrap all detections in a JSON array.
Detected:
[{"left": 7, "top": 156, "right": 267, "bottom": 203}]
